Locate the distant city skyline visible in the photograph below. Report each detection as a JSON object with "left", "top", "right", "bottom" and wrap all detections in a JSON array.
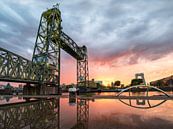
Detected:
[{"left": 1, "top": 0, "right": 173, "bottom": 85}]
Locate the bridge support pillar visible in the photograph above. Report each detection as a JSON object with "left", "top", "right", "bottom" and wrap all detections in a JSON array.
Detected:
[
  {"left": 77, "top": 99, "right": 89, "bottom": 129},
  {"left": 39, "top": 84, "right": 60, "bottom": 95},
  {"left": 23, "top": 83, "right": 40, "bottom": 95},
  {"left": 77, "top": 46, "right": 89, "bottom": 90},
  {"left": 32, "top": 6, "right": 61, "bottom": 94}
]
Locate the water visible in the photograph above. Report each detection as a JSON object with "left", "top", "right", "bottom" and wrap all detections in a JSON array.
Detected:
[{"left": 0, "top": 92, "right": 173, "bottom": 129}]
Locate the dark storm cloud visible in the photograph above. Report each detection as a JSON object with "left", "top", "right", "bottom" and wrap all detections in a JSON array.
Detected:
[
  {"left": 68, "top": 0, "right": 173, "bottom": 66},
  {"left": 0, "top": 0, "right": 173, "bottom": 66},
  {"left": 0, "top": 0, "right": 59, "bottom": 59},
  {"left": 0, "top": 0, "right": 39, "bottom": 59}
]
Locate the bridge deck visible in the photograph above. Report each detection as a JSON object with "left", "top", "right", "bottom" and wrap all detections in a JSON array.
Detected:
[{"left": 0, "top": 32, "right": 85, "bottom": 84}]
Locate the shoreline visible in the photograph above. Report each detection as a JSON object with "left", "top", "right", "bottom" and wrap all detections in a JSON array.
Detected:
[{"left": 1, "top": 94, "right": 173, "bottom": 100}]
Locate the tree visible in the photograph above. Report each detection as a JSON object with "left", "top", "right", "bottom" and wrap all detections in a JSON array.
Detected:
[
  {"left": 156, "top": 80, "right": 164, "bottom": 87},
  {"left": 114, "top": 81, "right": 121, "bottom": 86}
]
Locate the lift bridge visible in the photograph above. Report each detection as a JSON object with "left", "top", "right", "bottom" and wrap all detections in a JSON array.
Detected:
[
  {"left": 0, "top": 5, "right": 89, "bottom": 94},
  {"left": 0, "top": 98, "right": 89, "bottom": 129}
]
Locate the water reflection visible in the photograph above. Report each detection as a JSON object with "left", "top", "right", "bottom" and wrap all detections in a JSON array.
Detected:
[
  {"left": 118, "top": 90, "right": 168, "bottom": 109},
  {"left": 0, "top": 94, "right": 173, "bottom": 129},
  {"left": 69, "top": 96, "right": 76, "bottom": 106},
  {"left": 0, "top": 96, "right": 13, "bottom": 102},
  {"left": 70, "top": 98, "right": 89, "bottom": 129},
  {"left": 119, "top": 98, "right": 167, "bottom": 109},
  {"left": 0, "top": 97, "right": 90, "bottom": 129},
  {"left": 0, "top": 98, "right": 60, "bottom": 129},
  {"left": 76, "top": 98, "right": 89, "bottom": 129}
]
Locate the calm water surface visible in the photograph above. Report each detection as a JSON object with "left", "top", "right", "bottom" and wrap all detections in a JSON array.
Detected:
[{"left": 0, "top": 92, "right": 173, "bottom": 129}]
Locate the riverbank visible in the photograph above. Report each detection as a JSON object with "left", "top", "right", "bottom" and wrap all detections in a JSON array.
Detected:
[{"left": 1, "top": 94, "right": 173, "bottom": 100}]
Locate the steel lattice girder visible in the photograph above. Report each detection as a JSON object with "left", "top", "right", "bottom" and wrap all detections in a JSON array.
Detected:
[
  {"left": 0, "top": 47, "right": 40, "bottom": 83},
  {"left": 0, "top": 99, "right": 60, "bottom": 129},
  {"left": 32, "top": 6, "right": 62, "bottom": 85},
  {"left": 60, "top": 32, "right": 85, "bottom": 60},
  {"left": 0, "top": 5, "right": 89, "bottom": 88},
  {"left": 77, "top": 98, "right": 89, "bottom": 129},
  {"left": 77, "top": 46, "right": 89, "bottom": 87},
  {"left": 32, "top": 6, "right": 89, "bottom": 87}
]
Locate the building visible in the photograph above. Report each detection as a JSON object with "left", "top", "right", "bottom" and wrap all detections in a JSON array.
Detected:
[
  {"left": 0, "top": 85, "right": 5, "bottom": 90},
  {"left": 150, "top": 75, "right": 173, "bottom": 87},
  {"left": 135, "top": 73, "right": 146, "bottom": 85},
  {"left": 0, "top": 83, "right": 13, "bottom": 95},
  {"left": 88, "top": 79, "right": 103, "bottom": 89},
  {"left": 95, "top": 81, "right": 103, "bottom": 85}
]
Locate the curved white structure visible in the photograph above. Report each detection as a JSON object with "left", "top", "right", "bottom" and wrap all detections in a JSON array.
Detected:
[
  {"left": 117, "top": 85, "right": 170, "bottom": 97},
  {"left": 119, "top": 99, "right": 167, "bottom": 109}
]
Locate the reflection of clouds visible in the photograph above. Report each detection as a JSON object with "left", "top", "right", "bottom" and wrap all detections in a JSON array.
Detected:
[
  {"left": 54, "top": 98, "right": 173, "bottom": 128},
  {"left": 89, "top": 113, "right": 173, "bottom": 129},
  {"left": 143, "top": 100, "right": 173, "bottom": 122}
]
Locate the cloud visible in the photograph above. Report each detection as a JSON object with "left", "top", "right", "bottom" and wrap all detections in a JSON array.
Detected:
[
  {"left": 60, "top": 0, "right": 173, "bottom": 67},
  {"left": 1, "top": 0, "right": 173, "bottom": 64},
  {"left": 0, "top": 0, "right": 173, "bottom": 84}
]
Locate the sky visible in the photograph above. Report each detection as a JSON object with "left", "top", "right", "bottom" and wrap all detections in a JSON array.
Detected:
[{"left": 1, "top": 0, "right": 173, "bottom": 86}]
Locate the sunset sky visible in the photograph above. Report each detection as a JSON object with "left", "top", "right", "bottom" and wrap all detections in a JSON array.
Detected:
[{"left": 1, "top": 0, "right": 173, "bottom": 86}]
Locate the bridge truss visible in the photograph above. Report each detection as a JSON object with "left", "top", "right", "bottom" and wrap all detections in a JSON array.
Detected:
[
  {"left": 77, "top": 99, "right": 89, "bottom": 129},
  {"left": 0, "top": 47, "right": 40, "bottom": 84},
  {"left": 0, "top": 99, "right": 60, "bottom": 129},
  {"left": 0, "top": 4, "right": 89, "bottom": 94},
  {"left": 71, "top": 98, "right": 89, "bottom": 129}
]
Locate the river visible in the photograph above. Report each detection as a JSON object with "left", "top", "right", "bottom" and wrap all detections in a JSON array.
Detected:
[{"left": 0, "top": 92, "right": 173, "bottom": 129}]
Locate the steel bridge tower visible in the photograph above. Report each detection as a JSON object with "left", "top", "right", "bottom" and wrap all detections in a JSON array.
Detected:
[
  {"left": 0, "top": 4, "right": 89, "bottom": 94},
  {"left": 77, "top": 99, "right": 89, "bottom": 129},
  {"left": 71, "top": 98, "right": 89, "bottom": 129},
  {"left": 77, "top": 46, "right": 89, "bottom": 88},
  {"left": 32, "top": 5, "right": 61, "bottom": 93},
  {"left": 31, "top": 4, "right": 89, "bottom": 93}
]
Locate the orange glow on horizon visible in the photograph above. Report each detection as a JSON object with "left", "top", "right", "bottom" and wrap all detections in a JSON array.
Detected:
[
  {"left": 1, "top": 52, "right": 173, "bottom": 87},
  {"left": 60, "top": 52, "right": 173, "bottom": 86}
]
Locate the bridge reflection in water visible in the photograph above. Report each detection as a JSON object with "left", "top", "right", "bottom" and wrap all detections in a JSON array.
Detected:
[
  {"left": 0, "top": 97, "right": 90, "bottom": 129},
  {"left": 73, "top": 99, "right": 89, "bottom": 129},
  {"left": 0, "top": 99, "right": 60, "bottom": 129},
  {"left": 0, "top": 94, "right": 170, "bottom": 129}
]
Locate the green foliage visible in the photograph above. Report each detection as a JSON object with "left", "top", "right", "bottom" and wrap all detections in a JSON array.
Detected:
[
  {"left": 156, "top": 80, "right": 164, "bottom": 86},
  {"left": 114, "top": 81, "right": 121, "bottom": 86},
  {"left": 4, "top": 83, "right": 13, "bottom": 89}
]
